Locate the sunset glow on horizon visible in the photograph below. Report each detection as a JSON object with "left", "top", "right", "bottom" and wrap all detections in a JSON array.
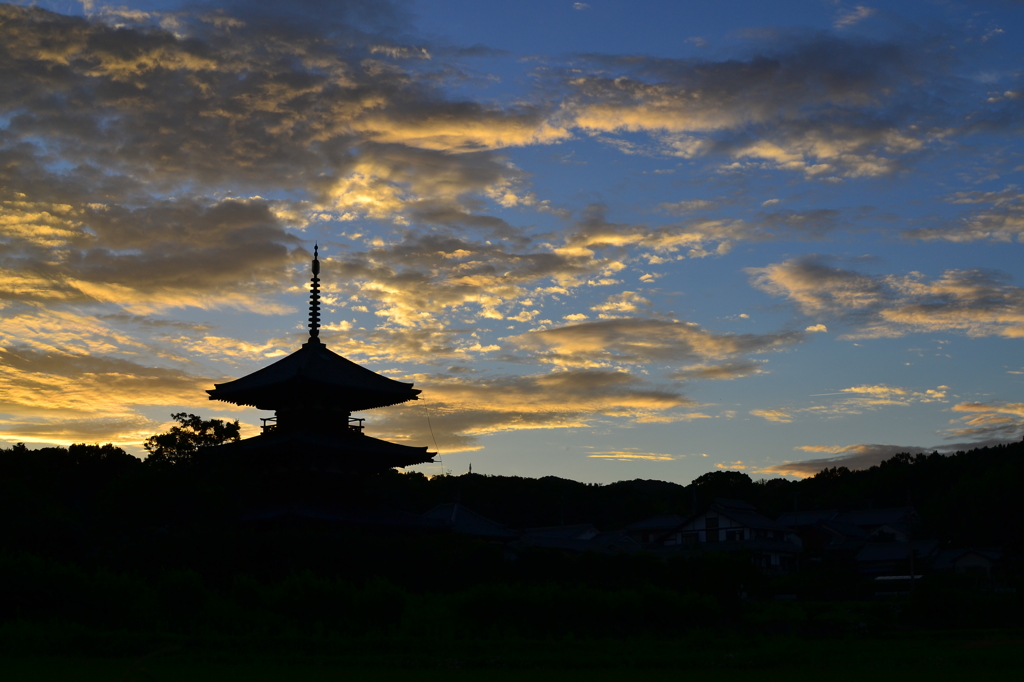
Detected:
[{"left": 1, "top": 0, "right": 1022, "bottom": 483}]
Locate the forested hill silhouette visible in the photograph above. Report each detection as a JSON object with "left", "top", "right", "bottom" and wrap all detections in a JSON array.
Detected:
[{"left": 2, "top": 436, "right": 1022, "bottom": 554}]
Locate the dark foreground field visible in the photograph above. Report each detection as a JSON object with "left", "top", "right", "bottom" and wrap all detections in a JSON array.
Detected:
[
  {"left": 4, "top": 628, "right": 1023, "bottom": 681},
  {"left": 3, "top": 440, "right": 1022, "bottom": 680}
]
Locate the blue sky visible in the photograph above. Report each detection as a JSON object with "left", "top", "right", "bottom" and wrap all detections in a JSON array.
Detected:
[{"left": 1, "top": 0, "right": 1022, "bottom": 482}]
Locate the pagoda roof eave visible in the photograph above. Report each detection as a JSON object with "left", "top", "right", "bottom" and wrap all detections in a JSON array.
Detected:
[
  {"left": 205, "top": 380, "right": 418, "bottom": 411},
  {"left": 217, "top": 431, "right": 436, "bottom": 469},
  {"left": 207, "top": 340, "right": 419, "bottom": 410}
]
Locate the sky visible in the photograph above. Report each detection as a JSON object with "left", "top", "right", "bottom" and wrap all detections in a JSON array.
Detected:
[{"left": 1, "top": 0, "right": 1023, "bottom": 483}]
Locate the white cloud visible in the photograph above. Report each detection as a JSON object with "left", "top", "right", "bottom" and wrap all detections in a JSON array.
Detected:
[{"left": 834, "top": 6, "right": 877, "bottom": 30}]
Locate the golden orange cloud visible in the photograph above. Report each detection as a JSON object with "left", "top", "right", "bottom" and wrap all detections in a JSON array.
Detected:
[
  {"left": 750, "top": 409, "right": 792, "bottom": 423},
  {"left": 943, "top": 402, "right": 1024, "bottom": 442},
  {"left": 512, "top": 317, "right": 801, "bottom": 369},
  {"left": 758, "top": 443, "right": 929, "bottom": 478},
  {"left": 588, "top": 450, "right": 677, "bottom": 461},
  {"left": 750, "top": 257, "right": 1024, "bottom": 339},
  {"left": 358, "top": 369, "right": 698, "bottom": 453}
]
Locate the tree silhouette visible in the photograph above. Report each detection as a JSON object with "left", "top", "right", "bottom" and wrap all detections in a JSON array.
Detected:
[
  {"left": 143, "top": 413, "right": 240, "bottom": 465},
  {"left": 690, "top": 470, "right": 755, "bottom": 507}
]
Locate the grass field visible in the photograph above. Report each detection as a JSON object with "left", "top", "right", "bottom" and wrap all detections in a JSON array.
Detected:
[{"left": 3, "top": 629, "right": 1022, "bottom": 681}]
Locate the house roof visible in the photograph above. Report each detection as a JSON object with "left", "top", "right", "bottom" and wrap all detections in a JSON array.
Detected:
[
  {"left": 776, "top": 510, "right": 839, "bottom": 527},
  {"left": 513, "top": 530, "right": 641, "bottom": 554},
  {"left": 207, "top": 340, "right": 420, "bottom": 411},
  {"left": 930, "top": 547, "right": 1003, "bottom": 570},
  {"left": 421, "top": 503, "right": 517, "bottom": 539},
  {"left": 522, "top": 523, "right": 599, "bottom": 540},
  {"left": 713, "top": 498, "right": 757, "bottom": 510},
  {"left": 837, "top": 507, "right": 916, "bottom": 529},
  {"left": 855, "top": 540, "right": 939, "bottom": 563},
  {"left": 624, "top": 515, "right": 684, "bottom": 532},
  {"left": 870, "top": 522, "right": 910, "bottom": 538},
  {"left": 708, "top": 501, "right": 788, "bottom": 532},
  {"left": 708, "top": 537, "right": 804, "bottom": 554},
  {"left": 818, "top": 518, "right": 871, "bottom": 542}
]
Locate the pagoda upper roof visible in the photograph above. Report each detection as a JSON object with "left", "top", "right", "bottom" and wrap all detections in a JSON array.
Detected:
[{"left": 207, "top": 338, "right": 419, "bottom": 411}]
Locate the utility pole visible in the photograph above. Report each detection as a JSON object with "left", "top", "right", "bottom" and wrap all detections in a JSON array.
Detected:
[{"left": 906, "top": 498, "right": 915, "bottom": 594}]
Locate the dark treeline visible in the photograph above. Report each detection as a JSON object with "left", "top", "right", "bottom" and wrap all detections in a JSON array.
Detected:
[
  {"left": 5, "top": 438, "right": 1021, "bottom": 554},
  {"left": 380, "top": 441, "right": 1024, "bottom": 550},
  {"left": 1, "top": 438, "right": 1022, "bottom": 652}
]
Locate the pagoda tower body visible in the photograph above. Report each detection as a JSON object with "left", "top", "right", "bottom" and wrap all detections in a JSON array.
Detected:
[{"left": 207, "top": 246, "right": 434, "bottom": 473}]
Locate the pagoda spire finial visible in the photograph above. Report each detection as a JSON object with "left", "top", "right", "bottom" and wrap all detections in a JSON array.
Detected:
[{"left": 308, "top": 243, "right": 322, "bottom": 344}]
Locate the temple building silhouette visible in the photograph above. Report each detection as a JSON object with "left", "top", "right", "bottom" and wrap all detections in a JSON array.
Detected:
[{"left": 206, "top": 246, "right": 435, "bottom": 474}]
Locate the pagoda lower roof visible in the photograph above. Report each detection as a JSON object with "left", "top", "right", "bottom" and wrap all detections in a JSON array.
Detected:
[
  {"left": 207, "top": 339, "right": 419, "bottom": 411},
  {"left": 217, "top": 430, "right": 435, "bottom": 471}
]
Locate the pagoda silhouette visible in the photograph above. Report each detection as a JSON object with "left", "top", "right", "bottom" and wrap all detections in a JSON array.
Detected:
[{"left": 207, "top": 246, "right": 435, "bottom": 474}]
